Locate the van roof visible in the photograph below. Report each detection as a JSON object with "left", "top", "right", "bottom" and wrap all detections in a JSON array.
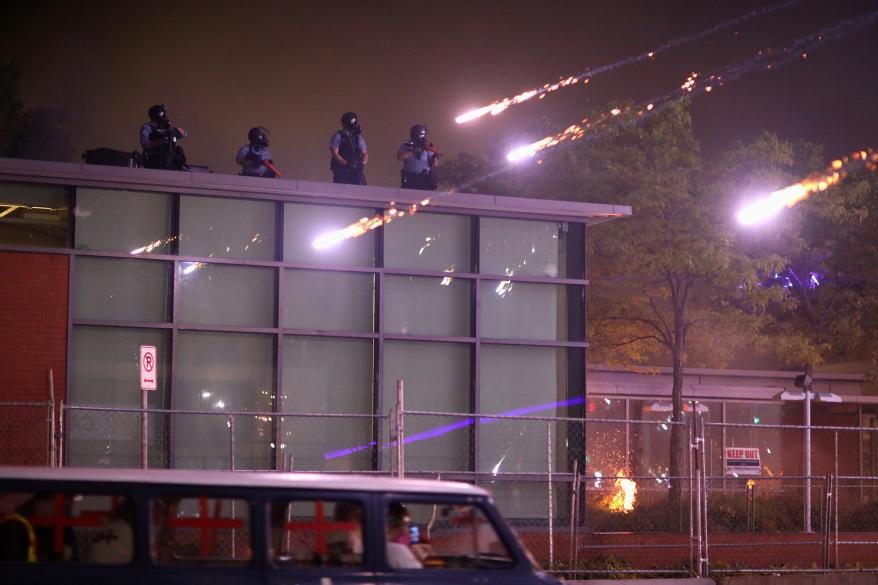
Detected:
[{"left": 0, "top": 467, "right": 490, "bottom": 497}]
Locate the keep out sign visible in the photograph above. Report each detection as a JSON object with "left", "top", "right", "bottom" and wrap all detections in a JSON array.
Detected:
[{"left": 724, "top": 447, "right": 761, "bottom": 476}]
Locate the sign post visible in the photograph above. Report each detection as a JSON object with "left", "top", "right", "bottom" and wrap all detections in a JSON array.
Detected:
[{"left": 139, "top": 345, "right": 157, "bottom": 469}]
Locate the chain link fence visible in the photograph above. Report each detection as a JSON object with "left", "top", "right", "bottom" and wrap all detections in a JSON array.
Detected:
[
  {"left": 7, "top": 396, "right": 878, "bottom": 576},
  {"left": 0, "top": 401, "right": 55, "bottom": 466}
]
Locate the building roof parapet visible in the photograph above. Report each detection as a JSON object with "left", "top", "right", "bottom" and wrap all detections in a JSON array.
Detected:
[{"left": 0, "top": 157, "right": 631, "bottom": 225}]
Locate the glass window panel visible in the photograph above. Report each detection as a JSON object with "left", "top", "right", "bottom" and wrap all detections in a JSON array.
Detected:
[
  {"left": 284, "top": 270, "right": 374, "bottom": 332},
  {"left": 385, "top": 501, "right": 512, "bottom": 569},
  {"left": 0, "top": 491, "right": 135, "bottom": 564},
  {"left": 270, "top": 498, "right": 364, "bottom": 567},
  {"left": 481, "top": 282, "right": 583, "bottom": 341},
  {"left": 478, "top": 345, "right": 564, "bottom": 473},
  {"left": 479, "top": 217, "right": 564, "bottom": 278},
  {"left": 74, "top": 257, "right": 171, "bottom": 322},
  {"left": 151, "top": 495, "right": 250, "bottom": 565},
  {"left": 0, "top": 182, "right": 69, "bottom": 247},
  {"left": 384, "top": 276, "right": 471, "bottom": 337},
  {"left": 178, "top": 263, "right": 275, "bottom": 327},
  {"left": 384, "top": 341, "right": 471, "bottom": 471},
  {"left": 174, "top": 332, "right": 275, "bottom": 470},
  {"left": 284, "top": 202, "right": 375, "bottom": 267},
  {"left": 281, "top": 336, "right": 374, "bottom": 472},
  {"left": 74, "top": 187, "right": 173, "bottom": 255},
  {"left": 384, "top": 212, "right": 471, "bottom": 272},
  {"left": 629, "top": 399, "right": 674, "bottom": 478},
  {"left": 179, "top": 195, "right": 275, "bottom": 260},
  {"left": 69, "top": 327, "right": 169, "bottom": 468},
  {"left": 585, "top": 398, "right": 628, "bottom": 476},
  {"left": 725, "top": 402, "right": 788, "bottom": 477}
]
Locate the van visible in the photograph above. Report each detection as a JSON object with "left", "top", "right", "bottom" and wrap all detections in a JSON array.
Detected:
[{"left": 0, "top": 467, "right": 560, "bottom": 584}]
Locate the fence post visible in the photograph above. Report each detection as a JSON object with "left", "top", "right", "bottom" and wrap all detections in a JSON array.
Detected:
[
  {"left": 822, "top": 473, "right": 832, "bottom": 569},
  {"left": 228, "top": 414, "right": 235, "bottom": 471},
  {"left": 834, "top": 431, "right": 839, "bottom": 568},
  {"left": 688, "top": 407, "right": 696, "bottom": 575},
  {"left": 58, "top": 400, "right": 65, "bottom": 467},
  {"left": 47, "top": 368, "right": 55, "bottom": 468},
  {"left": 396, "top": 379, "right": 404, "bottom": 478},
  {"left": 547, "top": 420, "right": 553, "bottom": 570},
  {"left": 700, "top": 414, "right": 710, "bottom": 577},
  {"left": 569, "top": 459, "right": 578, "bottom": 572}
]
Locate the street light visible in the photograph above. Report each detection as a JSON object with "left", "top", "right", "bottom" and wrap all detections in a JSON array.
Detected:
[{"left": 776, "top": 374, "right": 842, "bottom": 532}]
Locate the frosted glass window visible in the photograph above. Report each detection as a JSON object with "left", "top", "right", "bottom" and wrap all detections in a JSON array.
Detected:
[
  {"left": 479, "top": 345, "right": 564, "bottom": 473},
  {"left": 0, "top": 182, "right": 69, "bottom": 247},
  {"left": 69, "top": 326, "right": 169, "bottom": 468},
  {"left": 384, "top": 341, "right": 471, "bottom": 471},
  {"left": 284, "top": 270, "right": 374, "bottom": 332},
  {"left": 74, "top": 257, "right": 171, "bottom": 322},
  {"left": 178, "top": 263, "right": 275, "bottom": 327},
  {"left": 74, "top": 187, "right": 173, "bottom": 254},
  {"left": 384, "top": 212, "right": 471, "bottom": 271},
  {"left": 480, "top": 282, "right": 582, "bottom": 341},
  {"left": 179, "top": 195, "right": 276, "bottom": 260},
  {"left": 480, "top": 217, "right": 564, "bottom": 278},
  {"left": 281, "top": 336, "right": 374, "bottom": 471},
  {"left": 384, "top": 275, "right": 471, "bottom": 337},
  {"left": 174, "top": 331, "right": 275, "bottom": 470},
  {"left": 284, "top": 203, "right": 375, "bottom": 267},
  {"left": 629, "top": 400, "right": 673, "bottom": 478}
]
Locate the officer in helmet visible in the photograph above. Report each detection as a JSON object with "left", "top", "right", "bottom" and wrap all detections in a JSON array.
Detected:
[
  {"left": 236, "top": 127, "right": 281, "bottom": 178},
  {"left": 140, "top": 104, "right": 188, "bottom": 170},
  {"left": 397, "top": 124, "right": 441, "bottom": 190},
  {"left": 329, "top": 112, "right": 368, "bottom": 185}
]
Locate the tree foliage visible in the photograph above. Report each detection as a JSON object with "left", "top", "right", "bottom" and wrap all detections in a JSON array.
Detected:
[{"left": 0, "top": 59, "right": 72, "bottom": 162}]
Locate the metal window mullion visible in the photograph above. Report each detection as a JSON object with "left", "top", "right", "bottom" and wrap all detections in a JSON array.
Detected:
[
  {"left": 471, "top": 216, "right": 480, "bottom": 475},
  {"left": 374, "top": 208, "right": 385, "bottom": 472},
  {"left": 275, "top": 201, "right": 285, "bottom": 470}
]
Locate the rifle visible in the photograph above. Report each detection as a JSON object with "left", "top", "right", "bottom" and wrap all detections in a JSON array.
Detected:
[{"left": 264, "top": 159, "right": 283, "bottom": 178}]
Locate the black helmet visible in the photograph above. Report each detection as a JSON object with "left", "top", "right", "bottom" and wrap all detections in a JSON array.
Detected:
[
  {"left": 248, "top": 126, "right": 270, "bottom": 148},
  {"left": 410, "top": 124, "right": 428, "bottom": 142},
  {"left": 341, "top": 112, "right": 360, "bottom": 132},
  {"left": 148, "top": 104, "right": 166, "bottom": 123}
]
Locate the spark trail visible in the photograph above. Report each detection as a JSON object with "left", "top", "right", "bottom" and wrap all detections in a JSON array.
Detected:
[
  {"left": 737, "top": 148, "right": 878, "bottom": 225},
  {"left": 312, "top": 9, "right": 878, "bottom": 250},
  {"left": 454, "top": 1, "right": 798, "bottom": 124},
  {"left": 505, "top": 9, "right": 878, "bottom": 162}
]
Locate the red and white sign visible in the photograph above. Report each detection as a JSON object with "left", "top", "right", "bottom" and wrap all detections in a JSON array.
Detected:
[
  {"left": 724, "top": 447, "right": 761, "bottom": 476},
  {"left": 140, "top": 345, "right": 157, "bottom": 391}
]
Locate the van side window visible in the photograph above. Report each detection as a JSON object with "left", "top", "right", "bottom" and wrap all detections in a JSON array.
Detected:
[
  {"left": 385, "top": 501, "right": 513, "bottom": 570},
  {"left": 150, "top": 496, "right": 250, "bottom": 565},
  {"left": 0, "top": 491, "right": 135, "bottom": 565},
  {"left": 270, "top": 499, "right": 364, "bottom": 567}
]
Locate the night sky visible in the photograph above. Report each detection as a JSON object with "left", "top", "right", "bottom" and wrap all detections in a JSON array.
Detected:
[{"left": 3, "top": 0, "right": 877, "bottom": 191}]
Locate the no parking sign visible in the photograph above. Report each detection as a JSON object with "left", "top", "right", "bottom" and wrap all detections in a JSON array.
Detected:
[{"left": 140, "top": 345, "right": 157, "bottom": 391}]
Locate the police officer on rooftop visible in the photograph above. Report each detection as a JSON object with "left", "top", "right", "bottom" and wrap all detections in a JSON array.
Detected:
[
  {"left": 329, "top": 112, "right": 368, "bottom": 185},
  {"left": 236, "top": 126, "right": 281, "bottom": 178},
  {"left": 140, "top": 104, "right": 188, "bottom": 170},
  {"left": 397, "top": 124, "right": 440, "bottom": 190}
]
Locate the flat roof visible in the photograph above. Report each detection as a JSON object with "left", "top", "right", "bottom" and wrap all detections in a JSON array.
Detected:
[
  {"left": 0, "top": 466, "right": 490, "bottom": 497},
  {"left": 0, "top": 157, "right": 631, "bottom": 225}
]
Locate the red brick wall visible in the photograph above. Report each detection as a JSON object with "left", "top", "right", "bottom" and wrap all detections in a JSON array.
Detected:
[{"left": 0, "top": 251, "right": 68, "bottom": 465}]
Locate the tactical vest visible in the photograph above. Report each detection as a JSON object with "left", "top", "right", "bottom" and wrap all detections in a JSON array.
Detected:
[{"left": 331, "top": 131, "right": 361, "bottom": 171}]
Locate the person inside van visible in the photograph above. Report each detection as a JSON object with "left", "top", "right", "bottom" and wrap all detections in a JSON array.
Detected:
[
  {"left": 325, "top": 501, "right": 363, "bottom": 566},
  {"left": 385, "top": 502, "right": 426, "bottom": 569}
]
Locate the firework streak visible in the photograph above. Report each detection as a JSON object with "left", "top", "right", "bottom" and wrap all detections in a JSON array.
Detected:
[
  {"left": 506, "top": 10, "right": 878, "bottom": 162},
  {"left": 454, "top": 1, "right": 798, "bottom": 124},
  {"left": 737, "top": 148, "right": 878, "bottom": 225}
]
